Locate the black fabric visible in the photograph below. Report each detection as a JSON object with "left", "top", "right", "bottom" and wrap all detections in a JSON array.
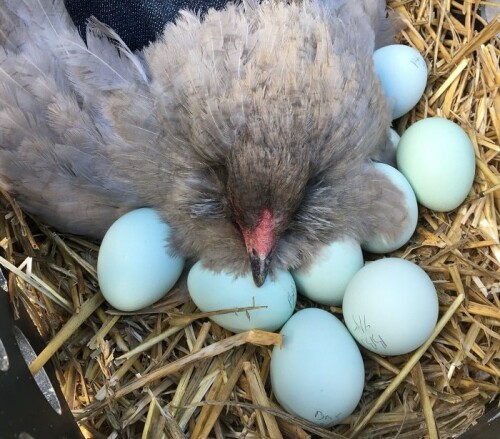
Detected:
[{"left": 64, "top": 0, "right": 231, "bottom": 51}]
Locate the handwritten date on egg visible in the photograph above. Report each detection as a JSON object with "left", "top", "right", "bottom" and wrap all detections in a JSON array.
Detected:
[{"left": 351, "top": 314, "right": 388, "bottom": 351}]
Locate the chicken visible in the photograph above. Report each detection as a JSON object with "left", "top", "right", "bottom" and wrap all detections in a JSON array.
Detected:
[{"left": 0, "top": 0, "right": 409, "bottom": 286}]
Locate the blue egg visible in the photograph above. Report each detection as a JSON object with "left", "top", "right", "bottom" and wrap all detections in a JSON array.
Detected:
[
  {"left": 271, "top": 309, "right": 365, "bottom": 426},
  {"left": 373, "top": 44, "right": 427, "bottom": 119},
  {"left": 362, "top": 163, "right": 418, "bottom": 253},
  {"left": 396, "top": 118, "right": 476, "bottom": 211},
  {"left": 97, "top": 208, "right": 185, "bottom": 311},
  {"left": 188, "top": 262, "right": 296, "bottom": 333},
  {"left": 291, "top": 238, "right": 363, "bottom": 306},
  {"left": 343, "top": 258, "right": 438, "bottom": 356}
]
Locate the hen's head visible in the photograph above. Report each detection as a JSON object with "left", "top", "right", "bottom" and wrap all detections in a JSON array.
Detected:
[{"left": 226, "top": 136, "right": 311, "bottom": 286}]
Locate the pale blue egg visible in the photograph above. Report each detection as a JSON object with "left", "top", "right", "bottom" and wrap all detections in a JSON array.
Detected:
[
  {"left": 291, "top": 238, "right": 363, "bottom": 305},
  {"left": 271, "top": 308, "right": 365, "bottom": 427},
  {"left": 97, "top": 208, "right": 185, "bottom": 311},
  {"left": 187, "top": 262, "right": 296, "bottom": 333},
  {"left": 343, "top": 258, "right": 438, "bottom": 356},
  {"left": 362, "top": 163, "right": 418, "bottom": 253},
  {"left": 373, "top": 44, "right": 427, "bottom": 119},
  {"left": 396, "top": 117, "right": 476, "bottom": 211}
]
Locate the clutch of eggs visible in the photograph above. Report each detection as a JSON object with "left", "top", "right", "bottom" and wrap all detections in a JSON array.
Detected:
[{"left": 97, "top": 208, "right": 185, "bottom": 311}]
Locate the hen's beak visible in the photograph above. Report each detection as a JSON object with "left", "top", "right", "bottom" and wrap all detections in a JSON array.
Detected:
[{"left": 249, "top": 250, "right": 272, "bottom": 287}]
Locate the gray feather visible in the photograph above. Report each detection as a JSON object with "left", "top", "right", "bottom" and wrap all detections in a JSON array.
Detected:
[{"left": 0, "top": 0, "right": 149, "bottom": 237}]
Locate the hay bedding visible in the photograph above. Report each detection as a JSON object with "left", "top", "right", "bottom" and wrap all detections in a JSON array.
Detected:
[{"left": 0, "top": 0, "right": 499, "bottom": 437}]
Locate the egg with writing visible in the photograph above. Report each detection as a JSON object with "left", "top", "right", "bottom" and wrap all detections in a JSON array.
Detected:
[
  {"left": 291, "top": 238, "right": 363, "bottom": 305},
  {"left": 188, "top": 262, "right": 296, "bottom": 333},
  {"left": 373, "top": 44, "right": 427, "bottom": 119},
  {"left": 396, "top": 117, "right": 476, "bottom": 211},
  {"left": 97, "top": 208, "right": 185, "bottom": 311},
  {"left": 362, "top": 163, "right": 418, "bottom": 253},
  {"left": 271, "top": 308, "right": 365, "bottom": 426},
  {"left": 343, "top": 258, "right": 438, "bottom": 356}
]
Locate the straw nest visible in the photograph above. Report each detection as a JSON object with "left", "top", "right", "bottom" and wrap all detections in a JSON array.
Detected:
[{"left": 1, "top": 0, "right": 499, "bottom": 438}]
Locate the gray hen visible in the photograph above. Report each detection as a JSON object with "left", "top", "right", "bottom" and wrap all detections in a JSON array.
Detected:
[{"left": 0, "top": 0, "right": 409, "bottom": 286}]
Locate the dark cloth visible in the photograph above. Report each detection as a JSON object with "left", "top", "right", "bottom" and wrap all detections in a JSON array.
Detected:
[{"left": 64, "top": 0, "right": 231, "bottom": 51}]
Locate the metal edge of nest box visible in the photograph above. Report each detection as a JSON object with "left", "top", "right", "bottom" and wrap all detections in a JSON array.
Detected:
[
  {"left": 0, "top": 268, "right": 84, "bottom": 439},
  {"left": 457, "top": 402, "right": 500, "bottom": 439}
]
